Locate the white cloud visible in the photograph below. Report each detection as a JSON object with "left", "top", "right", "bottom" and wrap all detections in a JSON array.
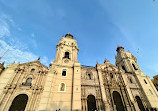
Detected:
[
  {"left": 0, "top": 40, "right": 38, "bottom": 65},
  {"left": 0, "top": 18, "right": 10, "bottom": 38},
  {"left": 30, "top": 33, "right": 38, "bottom": 48},
  {"left": 40, "top": 56, "right": 50, "bottom": 66},
  {"left": 0, "top": 15, "right": 50, "bottom": 67},
  {"left": 30, "top": 39, "right": 38, "bottom": 49}
]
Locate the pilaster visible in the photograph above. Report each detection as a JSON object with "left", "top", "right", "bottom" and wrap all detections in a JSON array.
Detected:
[
  {"left": 37, "top": 68, "right": 55, "bottom": 110},
  {"left": 97, "top": 65, "right": 110, "bottom": 111},
  {"left": 72, "top": 62, "right": 81, "bottom": 111}
]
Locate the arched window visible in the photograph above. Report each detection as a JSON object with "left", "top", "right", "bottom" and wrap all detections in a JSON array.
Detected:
[
  {"left": 132, "top": 64, "right": 138, "bottom": 70},
  {"left": 64, "top": 52, "right": 70, "bottom": 59},
  {"left": 113, "top": 91, "right": 125, "bottom": 111},
  {"left": 144, "top": 79, "right": 147, "bottom": 84},
  {"left": 9, "top": 94, "right": 28, "bottom": 111},
  {"left": 122, "top": 66, "right": 127, "bottom": 73},
  {"left": 25, "top": 78, "right": 32, "bottom": 86},
  {"left": 59, "top": 83, "right": 66, "bottom": 91},
  {"left": 88, "top": 74, "right": 91, "bottom": 80},
  {"left": 31, "top": 68, "right": 35, "bottom": 73}
]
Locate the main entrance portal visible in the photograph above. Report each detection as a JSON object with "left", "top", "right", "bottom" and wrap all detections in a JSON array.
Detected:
[
  {"left": 113, "top": 91, "right": 125, "bottom": 111},
  {"left": 87, "top": 95, "right": 97, "bottom": 111},
  {"left": 9, "top": 94, "right": 28, "bottom": 111}
]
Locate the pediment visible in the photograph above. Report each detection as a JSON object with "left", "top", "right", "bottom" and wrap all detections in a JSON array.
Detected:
[
  {"left": 19, "top": 60, "right": 48, "bottom": 70},
  {"left": 99, "top": 63, "right": 119, "bottom": 72}
]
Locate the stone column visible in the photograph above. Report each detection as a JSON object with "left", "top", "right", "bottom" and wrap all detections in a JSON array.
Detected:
[
  {"left": 122, "top": 90, "right": 132, "bottom": 111},
  {"left": 85, "top": 99, "right": 87, "bottom": 111},
  {"left": 96, "top": 65, "right": 110, "bottom": 111},
  {"left": 133, "top": 101, "right": 140, "bottom": 111},
  {"left": 130, "top": 104, "right": 135, "bottom": 111},
  {"left": 114, "top": 105, "right": 117, "bottom": 111}
]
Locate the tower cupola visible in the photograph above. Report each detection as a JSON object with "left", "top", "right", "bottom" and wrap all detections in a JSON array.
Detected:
[
  {"left": 65, "top": 33, "right": 73, "bottom": 39},
  {"left": 115, "top": 46, "right": 140, "bottom": 73},
  {"left": 116, "top": 46, "right": 125, "bottom": 53},
  {"left": 53, "top": 33, "right": 79, "bottom": 64}
]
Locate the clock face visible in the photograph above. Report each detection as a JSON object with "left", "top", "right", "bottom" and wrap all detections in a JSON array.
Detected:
[{"left": 64, "top": 59, "right": 69, "bottom": 63}]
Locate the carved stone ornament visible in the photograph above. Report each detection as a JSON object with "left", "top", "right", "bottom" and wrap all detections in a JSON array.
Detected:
[{"left": 49, "top": 69, "right": 57, "bottom": 75}]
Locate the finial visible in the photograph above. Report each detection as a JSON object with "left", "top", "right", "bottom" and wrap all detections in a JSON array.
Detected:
[
  {"left": 65, "top": 33, "right": 73, "bottom": 39},
  {"left": 38, "top": 57, "right": 40, "bottom": 60},
  {"left": 104, "top": 58, "right": 109, "bottom": 63}
]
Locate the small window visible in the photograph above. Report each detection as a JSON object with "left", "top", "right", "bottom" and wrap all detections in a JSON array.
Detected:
[
  {"left": 88, "top": 74, "right": 91, "bottom": 80},
  {"left": 110, "top": 73, "right": 113, "bottom": 78},
  {"left": 122, "top": 66, "right": 127, "bottom": 73},
  {"left": 144, "top": 79, "right": 147, "bottom": 84},
  {"left": 25, "top": 78, "right": 32, "bottom": 86},
  {"left": 64, "top": 52, "right": 70, "bottom": 59},
  {"left": 60, "top": 83, "right": 66, "bottom": 91},
  {"left": 62, "top": 70, "right": 67, "bottom": 76},
  {"left": 129, "top": 78, "right": 133, "bottom": 83},
  {"left": 31, "top": 69, "right": 35, "bottom": 73},
  {"left": 132, "top": 64, "right": 138, "bottom": 70}
]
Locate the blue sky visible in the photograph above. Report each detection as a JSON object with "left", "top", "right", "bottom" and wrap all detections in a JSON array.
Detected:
[{"left": 0, "top": 0, "right": 158, "bottom": 78}]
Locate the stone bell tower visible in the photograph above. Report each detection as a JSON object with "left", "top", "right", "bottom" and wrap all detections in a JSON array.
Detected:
[
  {"left": 53, "top": 33, "right": 79, "bottom": 64},
  {"left": 115, "top": 46, "right": 140, "bottom": 74},
  {"left": 39, "top": 33, "right": 81, "bottom": 111},
  {"left": 115, "top": 46, "right": 158, "bottom": 110}
]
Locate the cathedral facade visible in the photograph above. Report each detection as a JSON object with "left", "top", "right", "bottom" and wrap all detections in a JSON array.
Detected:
[{"left": 0, "top": 33, "right": 158, "bottom": 111}]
